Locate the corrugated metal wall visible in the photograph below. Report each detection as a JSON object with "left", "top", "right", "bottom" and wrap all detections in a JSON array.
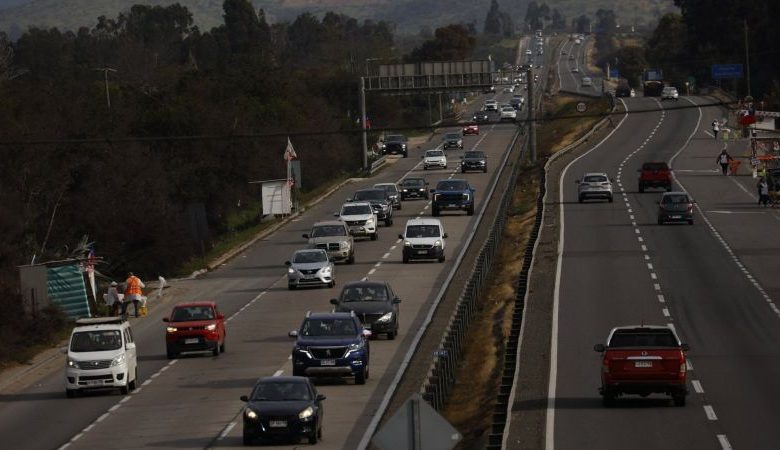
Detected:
[{"left": 47, "top": 264, "right": 90, "bottom": 319}]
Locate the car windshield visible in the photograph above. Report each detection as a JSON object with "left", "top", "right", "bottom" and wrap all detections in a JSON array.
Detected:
[
  {"left": 437, "top": 181, "right": 468, "bottom": 191},
  {"left": 608, "top": 330, "right": 678, "bottom": 348},
  {"left": 375, "top": 184, "right": 398, "bottom": 194},
  {"left": 293, "top": 251, "right": 327, "bottom": 264},
  {"left": 426, "top": 150, "right": 444, "bottom": 157},
  {"left": 70, "top": 330, "right": 122, "bottom": 352},
  {"left": 310, "top": 225, "right": 346, "bottom": 237},
  {"left": 385, "top": 135, "right": 405, "bottom": 143},
  {"left": 402, "top": 179, "right": 425, "bottom": 187},
  {"left": 643, "top": 163, "right": 668, "bottom": 171},
  {"left": 502, "top": 107, "right": 514, "bottom": 111},
  {"left": 583, "top": 175, "right": 608, "bottom": 183},
  {"left": 662, "top": 194, "right": 690, "bottom": 204},
  {"left": 444, "top": 133, "right": 460, "bottom": 140},
  {"left": 301, "top": 318, "right": 357, "bottom": 337},
  {"left": 342, "top": 204, "right": 372, "bottom": 215},
  {"left": 340, "top": 285, "right": 388, "bottom": 302},
  {"left": 406, "top": 225, "right": 441, "bottom": 238},
  {"left": 465, "top": 151, "right": 485, "bottom": 159},
  {"left": 353, "top": 190, "right": 385, "bottom": 201},
  {"left": 171, "top": 306, "right": 215, "bottom": 321},
  {"left": 250, "top": 381, "right": 311, "bottom": 401}
]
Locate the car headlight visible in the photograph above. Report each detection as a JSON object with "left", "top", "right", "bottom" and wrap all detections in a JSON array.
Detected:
[
  {"left": 288, "top": 267, "right": 295, "bottom": 274},
  {"left": 463, "top": 193, "right": 470, "bottom": 201},
  {"left": 205, "top": 323, "right": 217, "bottom": 331},
  {"left": 320, "top": 266, "right": 332, "bottom": 274},
  {"left": 67, "top": 358, "right": 80, "bottom": 369},
  {"left": 339, "top": 241, "right": 349, "bottom": 249},
  {"left": 110, "top": 353, "right": 126, "bottom": 367},
  {"left": 376, "top": 312, "right": 393, "bottom": 323},
  {"left": 245, "top": 409, "right": 258, "bottom": 420},
  {"left": 299, "top": 406, "right": 314, "bottom": 420},
  {"left": 434, "top": 240, "right": 442, "bottom": 247},
  {"left": 166, "top": 326, "right": 178, "bottom": 333},
  {"left": 346, "top": 342, "right": 365, "bottom": 355},
  {"left": 402, "top": 189, "right": 408, "bottom": 192},
  {"left": 366, "top": 217, "right": 375, "bottom": 225}
]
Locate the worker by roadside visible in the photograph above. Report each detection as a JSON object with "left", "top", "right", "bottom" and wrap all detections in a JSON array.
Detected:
[
  {"left": 758, "top": 177, "right": 769, "bottom": 207},
  {"left": 104, "top": 281, "right": 121, "bottom": 316},
  {"left": 122, "top": 272, "right": 145, "bottom": 318},
  {"left": 712, "top": 119, "right": 720, "bottom": 139}
]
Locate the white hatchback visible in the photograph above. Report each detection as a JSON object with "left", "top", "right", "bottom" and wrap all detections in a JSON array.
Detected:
[
  {"left": 423, "top": 149, "right": 447, "bottom": 170},
  {"left": 576, "top": 172, "right": 614, "bottom": 203}
]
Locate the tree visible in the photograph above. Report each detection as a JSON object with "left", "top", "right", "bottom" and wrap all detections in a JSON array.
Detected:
[
  {"left": 484, "top": 0, "right": 514, "bottom": 37},
  {"left": 525, "top": 1, "right": 541, "bottom": 31},
  {"left": 408, "top": 24, "right": 476, "bottom": 61},
  {"left": 645, "top": 13, "right": 692, "bottom": 87},
  {"left": 573, "top": 14, "right": 590, "bottom": 34},
  {"left": 611, "top": 46, "right": 647, "bottom": 87},
  {"left": 551, "top": 9, "right": 566, "bottom": 31},
  {"left": 223, "top": 0, "right": 269, "bottom": 54}
]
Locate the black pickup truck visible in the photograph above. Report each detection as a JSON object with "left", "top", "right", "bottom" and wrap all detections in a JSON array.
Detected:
[{"left": 430, "top": 179, "right": 475, "bottom": 216}]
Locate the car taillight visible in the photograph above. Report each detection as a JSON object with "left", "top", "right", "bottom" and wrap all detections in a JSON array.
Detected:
[
  {"left": 687, "top": 204, "right": 693, "bottom": 212},
  {"left": 679, "top": 355, "right": 686, "bottom": 374},
  {"left": 602, "top": 359, "right": 609, "bottom": 374}
]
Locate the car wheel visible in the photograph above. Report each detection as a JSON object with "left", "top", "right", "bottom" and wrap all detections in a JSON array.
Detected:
[
  {"left": 243, "top": 431, "right": 253, "bottom": 446},
  {"left": 329, "top": 280, "right": 335, "bottom": 288},
  {"left": 658, "top": 217, "right": 664, "bottom": 225},
  {"left": 673, "top": 394, "right": 686, "bottom": 407},
  {"left": 483, "top": 167, "right": 488, "bottom": 173},
  {"left": 666, "top": 184, "right": 673, "bottom": 192},
  {"left": 120, "top": 381, "right": 130, "bottom": 395},
  {"left": 467, "top": 206, "right": 475, "bottom": 216},
  {"left": 308, "top": 431, "right": 318, "bottom": 444},
  {"left": 371, "top": 233, "right": 378, "bottom": 241},
  {"left": 608, "top": 196, "right": 613, "bottom": 203},
  {"left": 387, "top": 330, "right": 396, "bottom": 340},
  {"left": 602, "top": 392, "right": 615, "bottom": 407},
  {"left": 355, "top": 366, "right": 367, "bottom": 385},
  {"left": 166, "top": 348, "right": 177, "bottom": 359},
  {"left": 397, "top": 202, "right": 402, "bottom": 210},
  {"left": 438, "top": 254, "right": 445, "bottom": 263},
  {"left": 423, "top": 166, "right": 428, "bottom": 171},
  {"left": 66, "top": 389, "right": 76, "bottom": 398},
  {"left": 638, "top": 184, "right": 644, "bottom": 193},
  {"left": 432, "top": 207, "right": 440, "bottom": 216},
  {"left": 288, "top": 283, "right": 296, "bottom": 290},
  {"left": 578, "top": 195, "right": 584, "bottom": 203},
  {"left": 212, "top": 343, "right": 220, "bottom": 357},
  {"left": 461, "top": 169, "right": 466, "bottom": 173},
  {"left": 129, "top": 368, "right": 138, "bottom": 391},
  {"left": 403, "top": 152, "right": 408, "bottom": 158},
  {"left": 292, "top": 367, "right": 305, "bottom": 377},
  {"left": 318, "top": 426, "right": 322, "bottom": 438},
  {"left": 688, "top": 219, "right": 694, "bottom": 225},
  {"left": 347, "top": 253, "right": 355, "bottom": 264},
  {"left": 402, "top": 254, "right": 409, "bottom": 264},
  {"left": 385, "top": 218, "right": 392, "bottom": 226}
]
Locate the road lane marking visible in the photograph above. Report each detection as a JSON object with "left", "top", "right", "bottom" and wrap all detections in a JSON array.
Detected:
[
  {"left": 641, "top": 244, "right": 647, "bottom": 251},
  {"left": 368, "top": 268, "right": 376, "bottom": 275},
  {"left": 692, "top": 380, "right": 704, "bottom": 393},
  {"left": 658, "top": 294, "right": 665, "bottom": 303},
  {"left": 654, "top": 283, "right": 661, "bottom": 291},
  {"left": 650, "top": 272, "right": 657, "bottom": 280},
  {"left": 661, "top": 308, "right": 670, "bottom": 317},
  {"left": 218, "top": 422, "right": 236, "bottom": 440},
  {"left": 273, "top": 370, "right": 283, "bottom": 377},
  {"left": 717, "top": 435, "right": 733, "bottom": 450},
  {"left": 382, "top": 252, "right": 390, "bottom": 259},
  {"left": 704, "top": 405, "right": 718, "bottom": 420}
]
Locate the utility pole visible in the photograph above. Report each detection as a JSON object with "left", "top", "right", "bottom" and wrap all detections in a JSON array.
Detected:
[
  {"left": 95, "top": 67, "right": 117, "bottom": 110},
  {"left": 360, "top": 76, "right": 368, "bottom": 171},
  {"left": 527, "top": 68, "right": 536, "bottom": 163},
  {"left": 744, "top": 19, "right": 751, "bottom": 97}
]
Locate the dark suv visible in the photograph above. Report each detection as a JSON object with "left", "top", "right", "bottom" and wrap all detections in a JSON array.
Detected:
[
  {"left": 461, "top": 150, "right": 487, "bottom": 173},
  {"left": 638, "top": 162, "right": 672, "bottom": 192},
  {"left": 289, "top": 312, "right": 371, "bottom": 384},
  {"left": 381, "top": 134, "right": 408, "bottom": 157},
  {"left": 398, "top": 178, "right": 429, "bottom": 200},
  {"left": 430, "top": 179, "right": 475, "bottom": 216},
  {"left": 330, "top": 281, "right": 401, "bottom": 339},
  {"left": 349, "top": 189, "right": 393, "bottom": 226}
]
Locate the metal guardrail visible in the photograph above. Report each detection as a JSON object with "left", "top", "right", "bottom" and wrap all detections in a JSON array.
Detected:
[
  {"left": 369, "top": 155, "right": 387, "bottom": 174},
  {"left": 418, "top": 128, "right": 529, "bottom": 414}
]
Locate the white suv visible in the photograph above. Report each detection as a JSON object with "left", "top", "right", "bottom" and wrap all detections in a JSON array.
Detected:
[
  {"left": 500, "top": 106, "right": 517, "bottom": 121},
  {"left": 65, "top": 317, "right": 138, "bottom": 397},
  {"left": 661, "top": 86, "right": 679, "bottom": 101},
  {"left": 337, "top": 202, "right": 378, "bottom": 240},
  {"left": 399, "top": 218, "right": 448, "bottom": 263},
  {"left": 576, "top": 172, "right": 614, "bottom": 203},
  {"left": 423, "top": 149, "right": 447, "bottom": 170},
  {"left": 483, "top": 99, "right": 498, "bottom": 111}
]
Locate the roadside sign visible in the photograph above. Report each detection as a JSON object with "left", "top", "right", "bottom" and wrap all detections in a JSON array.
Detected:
[
  {"left": 373, "top": 394, "right": 461, "bottom": 450},
  {"left": 576, "top": 102, "right": 587, "bottom": 113},
  {"left": 609, "top": 68, "right": 620, "bottom": 79},
  {"left": 711, "top": 64, "right": 743, "bottom": 79}
]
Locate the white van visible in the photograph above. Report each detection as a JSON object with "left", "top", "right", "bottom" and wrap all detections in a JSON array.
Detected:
[
  {"left": 399, "top": 218, "right": 448, "bottom": 263},
  {"left": 65, "top": 317, "right": 138, "bottom": 397}
]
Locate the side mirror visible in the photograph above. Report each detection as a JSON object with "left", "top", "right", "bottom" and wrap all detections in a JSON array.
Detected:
[
  {"left": 240, "top": 395, "right": 249, "bottom": 402},
  {"left": 329, "top": 298, "right": 339, "bottom": 305},
  {"left": 302, "top": 233, "right": 309, "bottom": 239},
  {"left": 162, "top": 317, "right": 169, "bottom": 322},
  {"left": 681, "top": 343, "right": 690, "bottom": 352},
  {"left": 333, "top": 212, "right": 340, "bottom": 217},
  {"left": 471, "top": 188, "right": 476, "bottom": 192},
  {"left": 610, "top": 178, "right": 615, "bottom": 183},
  {"left": 362, "top": 329, "right": 372, "bottom": 338},
  {"left": 398, "top": 234, "right": 404, "bottom": 239},
  {"left": 421, "top": 155, "right": 425, "bottom": 159},
  {"left": 442, "top": 233, "right": 448, "bottom": 239},
  {"left": 345, "top": 198, "right": 353, "bottom": 202},
  {"left": 217, "top": 313, "right": 225, "bottom": 320},
  {"left": 316, "top": 394, "right": 327, "bottom": 402},
  {"left": 61, "top": 347, "right": 68, "bottom": 354},
  {"left": 460, "top": 156, "right": 464, "bottom": 159},
  {"left": 288, "top": 330, "right": 298, "bottom": 338},
  {"left": 285, "top": 261, "right": 291, "bottom": 266},
  {"left": 593, "top": 344, "right": 605, "bottom": 352},
  {"left": 392, "top": 297, "right": 401, "bottom": 304}
]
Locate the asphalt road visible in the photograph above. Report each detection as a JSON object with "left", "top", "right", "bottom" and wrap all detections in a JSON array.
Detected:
[
  {"left": 0, "top": 94, "right": 523, "bottom": 448},
  {"left": 548, "top": 95, "right": 780, "bottom": 449},
  {"left": 557, "top": 37, "right": 601, "bottom": 96}
]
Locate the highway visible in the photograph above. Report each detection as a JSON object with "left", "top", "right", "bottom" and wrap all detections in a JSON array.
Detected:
[
  {"left": 557, "top": 36, "right": 601, "bottom": 96},
  {"left": 547, "top": 95, "right": 780, "bottom": 449},
  {"left": 0, "top": 92, "right": 525, "bottom": 449}
]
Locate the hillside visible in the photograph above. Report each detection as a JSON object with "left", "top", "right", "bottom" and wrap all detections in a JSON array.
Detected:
[{"left": 0, "top": 0, "right": 676, "bottom": 38}]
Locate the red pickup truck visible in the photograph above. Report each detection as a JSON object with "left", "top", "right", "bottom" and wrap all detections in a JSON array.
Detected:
[
  {"left": 638, "top": 162, "right": 672, "bottom": 192},
  {"left": 594, "top": 325, "right": 689, "bottom": 406}
]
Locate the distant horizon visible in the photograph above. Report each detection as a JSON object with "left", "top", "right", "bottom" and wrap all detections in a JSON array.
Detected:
[{"left": 0, "top": 0, "right": 31, "bottom": 10}]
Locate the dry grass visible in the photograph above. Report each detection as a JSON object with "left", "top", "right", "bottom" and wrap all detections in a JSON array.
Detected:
[
  {"left": 442, "top": 170, "right": 538, "bottom": 448},
  {"left": 539, "top": 96, "right": 611, "bottom": 156}
]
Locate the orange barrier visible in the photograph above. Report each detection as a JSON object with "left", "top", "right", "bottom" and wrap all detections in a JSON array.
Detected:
[{"left": 729, "top": 159, "right": 741, "bottom": 175}]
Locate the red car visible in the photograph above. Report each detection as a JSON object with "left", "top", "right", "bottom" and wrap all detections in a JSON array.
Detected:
[
  {"left": 594, "top": 325, "right": 689, "bottom": 406},
  {"left": 163, "top": 301, "right": 226, "bottom": 358},
  {"left": 462, "top": 124, "right": 480, "bottom": 135},
  {"left": 638, "top": 162, "right": 672, "bottom": 192}
]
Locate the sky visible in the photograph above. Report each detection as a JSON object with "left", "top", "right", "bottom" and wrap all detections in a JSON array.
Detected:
[{"left": 0, "top": 0, "right": 30, "bottom": 10}]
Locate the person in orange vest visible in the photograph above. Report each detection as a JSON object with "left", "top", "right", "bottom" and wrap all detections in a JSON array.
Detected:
[{"left": 122, "top": 272, "right": 145, "bottom": 318}]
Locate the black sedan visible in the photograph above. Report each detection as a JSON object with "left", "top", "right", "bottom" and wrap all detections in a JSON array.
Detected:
[
  {"left": 398, "top": 177, "right": 429, "bottom": 200},
  {"left": 330, "top": 281, "right": 401, "bottom": 339},
  {"left": 241, "top": 376, "right": 325, "bottom": 445},
  {"left": 473, "top": 111, "right": 489, "bottom": 123},
  {"left": 461, "top": 150, "right": 487, "bottom": 173}
]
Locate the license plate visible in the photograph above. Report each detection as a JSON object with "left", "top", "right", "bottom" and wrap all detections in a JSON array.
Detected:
[
  {"left": 85, "top": 380, "right": 104, "bottom": 386},
  {"left": 449, "top": 204, "right": 457, "bottom": 207},
  {"left": 269, "top": 420, "right": 287, "bottom": 428},
  {"left": 634, "top": 361, "right": 653, "bottom": 368},
  {"left": 185, "top": 338, "right": 199, "bottom": 344},
  {"left": 418, "top": 250, "right": 428, "bottom": 254},
  {"left": 670, "top": 215, "right": 681, "bottom": 219},
  {"left": 321, "top": 359, "right": 336, "bottom": 366}
]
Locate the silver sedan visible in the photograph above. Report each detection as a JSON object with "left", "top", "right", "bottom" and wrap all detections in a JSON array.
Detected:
[{"left": 286, "top": 249, "right": 335, "bottom": 290}]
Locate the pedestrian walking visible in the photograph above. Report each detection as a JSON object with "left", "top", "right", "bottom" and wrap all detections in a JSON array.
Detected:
[
  {"left": 758, "top": 177, "right": 769, "bottom": 206},
  {"left": 716, "top": 149, "right": 733, "bottom": 175},
  {"left": 122, "top": 272, "right": 145, "bottom": 318},
  {"left": 773, "top": 140, "right": 780, "bottom": 156},
  {"left": 105, "top": 281, "right": 120, "bottom": 316},
  {"left": 712, "top": 119, "right": 720, "bottom": 140}
]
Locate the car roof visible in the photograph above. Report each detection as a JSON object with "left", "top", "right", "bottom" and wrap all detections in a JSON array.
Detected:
[
  {"left": 402, "top": 177, "right": 426, "bottom": 182},
  {"left": 255, "top": 376, "right": 309, "bottom": 384},
  {"left": 439, "top": 178, "right": 468, "bottom": 183},
  {"left": 355, "top": 188, "right": 384, "bottom": 193},
  {"left": 174, "top": 301, "right": 217, "bottom": 308},
  {"left": 405, "top": 218, "right": 443, "bottom": 227},
  {"left": 343, "top": 201, "right": 372, "bottom": 208},
  {"left": 582, "top": 172, "right": 608, "bottom": 177},
  {"left": 341, "top": 280, "right": 387, "bottom": 289},
  {"left": 312, "top": 220, "right": 347, "bottom": 227},
  {"left": 373, "top": 183, "right": 395, "bottom": 187},
  {"left": 293, "top": 248, "right": 327, "bottom": 254},
  {"left": 305, "top": 311, "right": 355, "bottom": 320},
  {"left": 661, "top": 191, "right": 689, "bottom": 197}
]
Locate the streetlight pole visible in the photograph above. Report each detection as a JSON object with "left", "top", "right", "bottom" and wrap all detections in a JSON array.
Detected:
[
  {"left": 95, "top": 67, "right": 117, "bottom": 110},
  {"left": 744, "top": 18, "right": 751, "bottom": 97},
  {"left": 527, "top": 68, "right": 536, "bottom": 163},
  {"left": 360, "top": 76, "right": 368, "bottom": 171}
]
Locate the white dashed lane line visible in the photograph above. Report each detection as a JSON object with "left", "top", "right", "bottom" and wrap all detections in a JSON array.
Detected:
[
  {"left": 692, "top": 380, "right": 704, "bottom": 394},
  {"left": 704, "top": 405, "right": 718, "bottom": 421}
]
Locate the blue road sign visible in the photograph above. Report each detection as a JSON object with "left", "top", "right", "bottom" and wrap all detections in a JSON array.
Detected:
[
  {"left": 711, "top": 64, "right": 743, "bottom": 79},
  {"left": 609, "top": 68, "right": 620, "bottom": 78}
]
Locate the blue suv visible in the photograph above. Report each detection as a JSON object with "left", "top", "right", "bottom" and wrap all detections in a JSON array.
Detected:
[
  {"left": 431, "top": 179, "right": 476, "bottom": 216},
  {"left": 288, "top": 312, "right": 371, "bottom": 384}
]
